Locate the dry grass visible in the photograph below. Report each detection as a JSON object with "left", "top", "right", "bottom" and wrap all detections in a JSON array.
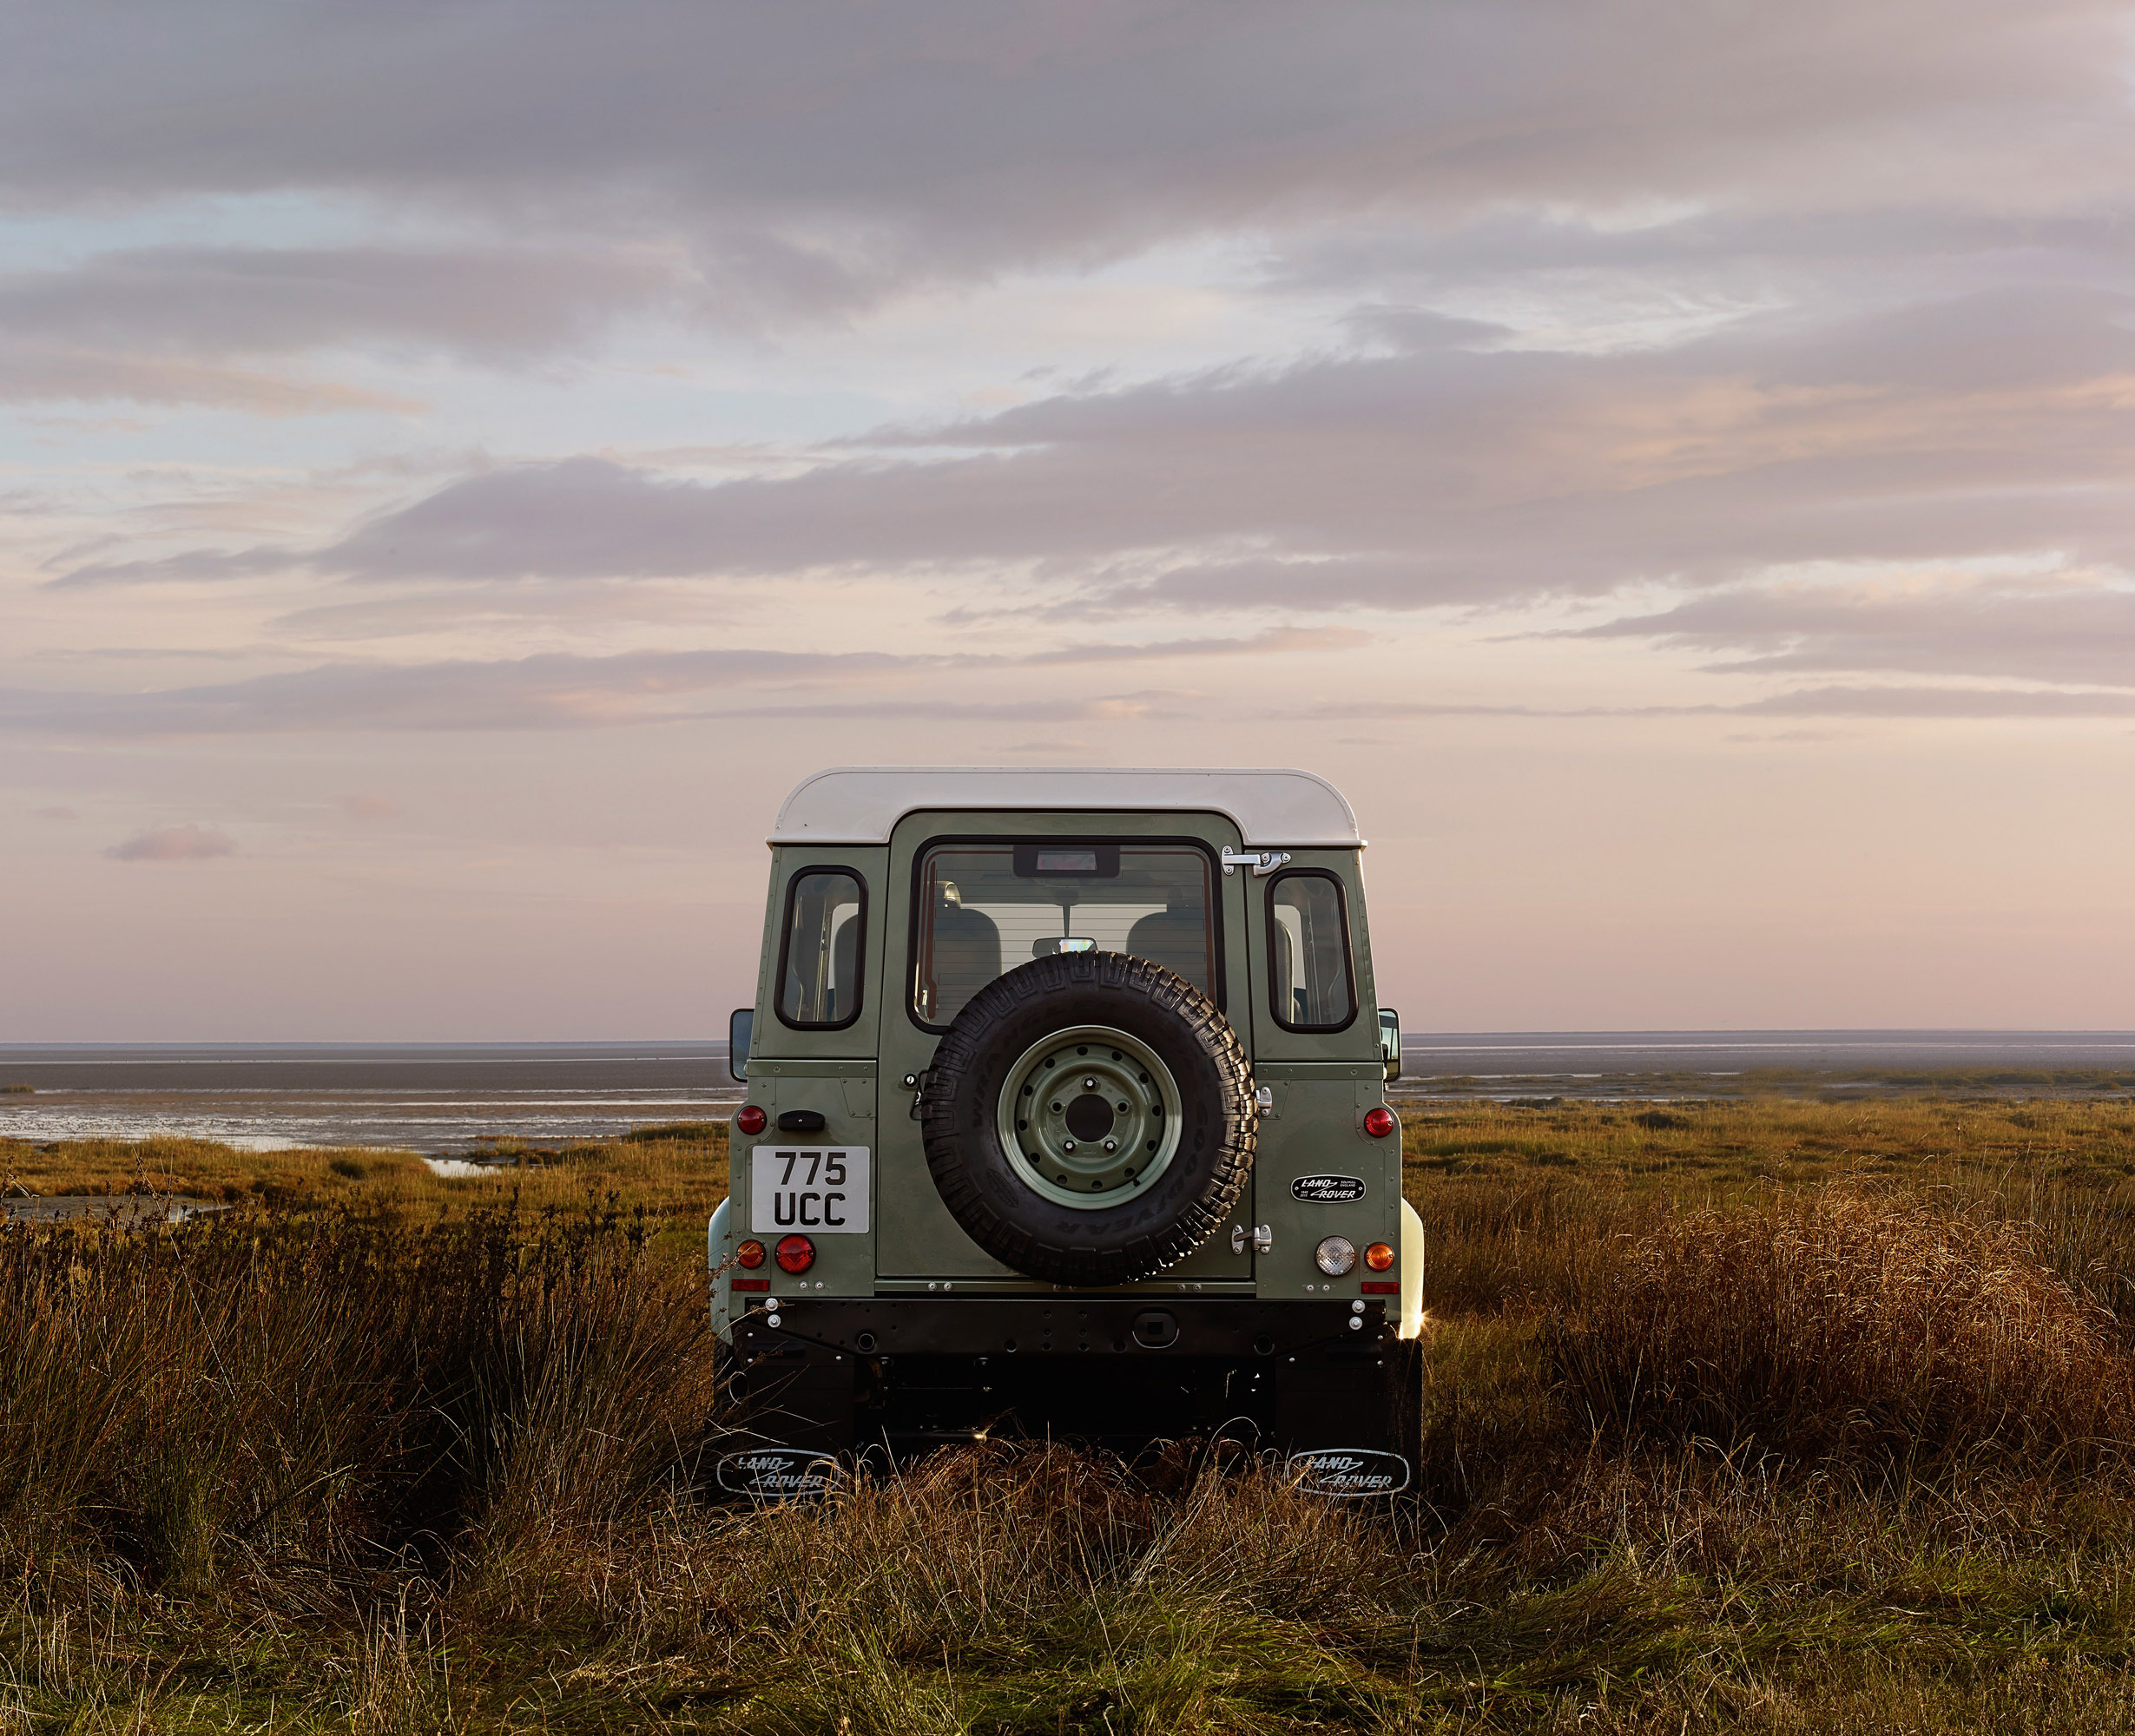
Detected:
[
  {"left": 1396, "top": 1090, "right": 2135, "bottom": 1196},
  {"left": 0, "top": 1126, "right": 728, "bottom": 1263},
  {"left": 1546, "top": 1188, "right": 2135, "bottom": 1460},
  {"left": 1399, "top": 1095, "right": 2135, "bottom": 1325},
  {"left": 0, "top": 1122, "right": 728, "bottom": 1212},
  {"left": 0, "top": 1199, "right": 715, "bottom": 1599},
  {"left": 6, "top": 1096, "right": 2135, "bottom": 1729}
]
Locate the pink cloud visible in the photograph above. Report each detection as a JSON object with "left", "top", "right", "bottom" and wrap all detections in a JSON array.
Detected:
[{"left": 105, "top": 824, "right": 236, "bottom": 862}]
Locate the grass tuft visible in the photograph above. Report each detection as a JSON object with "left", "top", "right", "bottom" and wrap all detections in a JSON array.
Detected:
[{"left": 1547, "top": 1186, "right": 2134, "bottom": 1461}]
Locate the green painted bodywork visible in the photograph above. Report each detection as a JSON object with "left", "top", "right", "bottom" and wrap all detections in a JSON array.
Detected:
[{"left": 724, "top": 807, "right": 1397, "bottom": 1306}]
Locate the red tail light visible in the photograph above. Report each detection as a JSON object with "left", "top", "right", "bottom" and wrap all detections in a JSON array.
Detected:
[
  {"left": 775, "top": 1234, "right": 816, "bottom": 1274},
  {"left": 735, "top": 1104, "right": 768, "bottom": 1135},
  {"left": 735, "top": 1239, "right": 766, "bottom": 1269},
  {"left": 1363, "top": 1106, "right": 1396, "bottom": 1139}
]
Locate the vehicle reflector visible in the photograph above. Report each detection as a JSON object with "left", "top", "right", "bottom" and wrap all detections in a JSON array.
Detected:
[
  {"left": 1362, "top": 1106, "right": 1396, "bottom": 1138},
  {"left": 735, "top": 1104, "right": 768, "bottom": 1135},
  {"left": 731, "top": 1277, "right": 770, "bottom": 1292},
  {"left": 735, "top": 1239, "right": 767, "bottom": 1269},
  {"left": 1315, "top": 1235, "right": 1357, "bottom": 1276},
  {"left": 1364, "top": 1241, "right": 1395, "bottom": 1272},
  {"left": 775, "top": 1233, "right": 816, "bottom": 1274},
  {"left": 1361, "top": 1280, "right": 1399, "bottom": 1294}
]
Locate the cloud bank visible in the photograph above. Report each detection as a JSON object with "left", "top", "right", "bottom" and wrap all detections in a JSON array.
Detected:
[
  {"left": 105, "top": 825, "right": 236, "bottom": 862},
  {"left": 49, "top": 277, "right": 2135, "bottom": 711}
]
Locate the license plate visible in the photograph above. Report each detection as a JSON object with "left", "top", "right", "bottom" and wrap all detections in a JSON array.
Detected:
[{"left": 750, "top": 1146, "right": 870, "bottom": 1233}]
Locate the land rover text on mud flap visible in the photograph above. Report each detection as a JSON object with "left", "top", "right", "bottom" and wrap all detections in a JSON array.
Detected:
[{"left": 708, "top": 767, "right": 1425, "bottom": 1495}]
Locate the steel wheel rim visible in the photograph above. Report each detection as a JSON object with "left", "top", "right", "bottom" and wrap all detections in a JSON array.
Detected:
[{"left": 996, "top": 1023, "right": 1183, "bottom": 1211}]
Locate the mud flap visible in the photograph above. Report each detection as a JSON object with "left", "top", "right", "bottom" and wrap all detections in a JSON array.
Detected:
[
  {"left": 1274, "top": 1335, "right": 1422, "bottom": 1495},
  {"left": 716, "top": 1328, "right": 859, "bottom": 1456}
]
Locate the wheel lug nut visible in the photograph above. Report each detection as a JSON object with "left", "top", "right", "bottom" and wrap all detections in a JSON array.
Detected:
[
  {"left": 1083, "top": 1077, "right": 1097, "bottom": 1090},
  {"left": 1063, "top": 1140, "right": 1077, "bottom": 1153},
  {"left": 1103, "top": 1139, "right": 1117, "bottom": 1153}
]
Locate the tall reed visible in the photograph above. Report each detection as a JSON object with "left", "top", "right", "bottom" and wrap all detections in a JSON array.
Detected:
[
  {"left": 1543, "top": 1187, "right": 2135, "bottom": 1460},
  {"left": 0, "top": 1197, "right": 715, "bottom": 1597}
]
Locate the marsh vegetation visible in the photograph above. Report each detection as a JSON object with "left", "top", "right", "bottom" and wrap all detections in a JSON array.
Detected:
[{"left": 5, "top": 1094, "right": 2135, "bottom": 1731}]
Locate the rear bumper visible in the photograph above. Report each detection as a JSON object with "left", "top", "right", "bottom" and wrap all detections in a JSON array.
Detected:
[
  {"left": 738, "top": 1293, "right": 1387, "bottom": 1357},
  {"left": 720, "top": 1296, "right": 1418, "bottom": 1466}
]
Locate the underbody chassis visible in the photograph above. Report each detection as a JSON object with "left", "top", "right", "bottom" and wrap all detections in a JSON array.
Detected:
[{"left": 717, "top": 1296, "right": 1423, "bottom": 1489}]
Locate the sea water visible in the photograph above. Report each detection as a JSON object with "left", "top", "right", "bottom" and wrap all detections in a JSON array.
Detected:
[
  {"left": 3, "top": 1033, "right": 2132, "bottom": 1153},
  {"left": 0, "top": 1043, "right": 738, "bottom": 1153}
]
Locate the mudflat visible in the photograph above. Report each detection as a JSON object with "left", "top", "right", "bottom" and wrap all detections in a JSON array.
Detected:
[{"left": 1, "top": 1193, "right": 227, "bottom": 1225}]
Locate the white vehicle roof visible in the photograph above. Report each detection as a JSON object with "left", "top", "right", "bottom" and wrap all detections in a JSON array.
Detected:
[{"left": 770, "top": 766, "right": 1362, "bottom": 848}]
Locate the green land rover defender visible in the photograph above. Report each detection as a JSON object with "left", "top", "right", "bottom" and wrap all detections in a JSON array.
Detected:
[{"left": 708, "top": 767, "right": 1423, "bottom": 1496}]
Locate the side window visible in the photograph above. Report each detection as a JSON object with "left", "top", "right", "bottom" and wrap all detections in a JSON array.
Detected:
[
  {"left": 1267, "top": 871, "right": 1356, "bottom": 1032},
  {"left": 776, "top": 869, "right": 866, "bottom": 1029}
]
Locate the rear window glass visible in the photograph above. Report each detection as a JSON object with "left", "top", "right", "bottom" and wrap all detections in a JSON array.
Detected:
[
  {"left": 912, "top": 841, "right": 1216, "bottom": 1028},
  {"left": 1268, "top": 871, "right": 1355, "bottom": 1031},
  {"left": 777, "top": 869, "right": 865, "bottom": 1029}
]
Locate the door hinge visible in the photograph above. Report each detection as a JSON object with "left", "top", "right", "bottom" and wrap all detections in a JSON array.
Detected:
[
  {"left": 1231, "top": 1223, "right": 1274, "bottom": 1256},
  {"left": 1221, "top": 846, "right": 1292, "bottom": 877}
]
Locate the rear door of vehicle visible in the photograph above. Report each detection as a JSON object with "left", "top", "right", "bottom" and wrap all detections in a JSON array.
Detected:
[{"left": 875, "top": 806, "right": 1257, "bottom": 1286}]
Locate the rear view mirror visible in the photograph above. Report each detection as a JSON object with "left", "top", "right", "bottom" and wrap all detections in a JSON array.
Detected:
[
  {"left": 1378, "top": 1008, "right": 1400, "bottom": 1082},
  {"left": 728, "top": 1008, "right": 754, "bottom": 1082}
]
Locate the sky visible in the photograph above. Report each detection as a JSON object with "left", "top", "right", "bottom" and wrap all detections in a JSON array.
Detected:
[{"left": 6, "top": 0, "right": 2135, "bottom": 1040}]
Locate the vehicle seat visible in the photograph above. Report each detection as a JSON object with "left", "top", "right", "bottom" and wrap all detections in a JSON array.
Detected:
[
  {"left": 827, "top": 911, "right": 859, "bottom": 1021},
  {"left": 930, "top": 903, "right": 1002, "bottom": 1020},
  {"left": 1124, "top": 904, "right": 1210, "bottom": 994}
]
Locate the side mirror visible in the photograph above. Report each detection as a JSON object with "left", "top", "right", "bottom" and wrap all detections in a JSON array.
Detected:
[
  {"left": 1378, "top": 1008, "right": 1400, "bottom": 1083},
  {"left": 728, "top": 1008, "right": 754, "bottom": 1082}
]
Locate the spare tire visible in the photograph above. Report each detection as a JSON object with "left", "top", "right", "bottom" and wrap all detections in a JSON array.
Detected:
[{"left": 919, "top": 951, "right": 1255, "bottom": 1286}]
